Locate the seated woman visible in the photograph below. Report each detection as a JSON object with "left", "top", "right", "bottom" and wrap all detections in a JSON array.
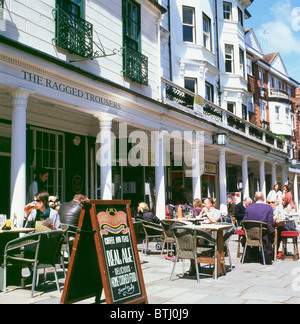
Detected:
[
  {"left": 137, "top": 202, "right": 160, "bottom": 224},
  {"left": 24, "top": 191, "right": 61, "bottom": 230},
  {"left": 193, "top": 198, "right": 203, "bottom": 217}
]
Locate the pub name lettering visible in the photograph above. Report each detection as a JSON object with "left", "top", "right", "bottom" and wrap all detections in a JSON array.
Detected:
[{"left": 22, "top": 71, "right": 121, "bottom": 110}]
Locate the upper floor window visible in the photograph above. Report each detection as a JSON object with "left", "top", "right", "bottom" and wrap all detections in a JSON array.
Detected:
[
  {"left": 225, "top": 44, "right": 234, "bottom": 73},
  {"left": 238, "top": 7, "right": 243, "bottom": 26},
  {"left": 203, "top": 14, "right": 212, "bottom": 51},
  {"left": 259, "top": 70, "right": 264, "bottom": 87},
  {"left": 246, "top": 57, "right": 253, "bottom": 76},
  {"left": 55, "top": 0, "right": 94, "bottom": 59},
  {"left": 184, "top": 77, "right": 198, "bottom": 93},
  {"left": 122, "top": 0, "right": 148, "bottom": 85},
  {"left": 227, "top": 102, "right": 236, "bottom": 114},
  {"left": 239, "top": 48, "right": 245, "bottom": 79},
  {"left": 205, "top": 82, "right": 214, "bottom": 102},
  {"left": 275, "top": 106, "right": 280, "bottom": 122},
  {"left": 260, "top": 101, "right": 266, "bottom": 121},
  {"left": 57, "top": 0, "right": 82, "bottom": 16},
  {"left": 183, "top": 7, "right": 195, "bottom": 43},
  {"left": 123, "top": 0, "right": 141, "bottom": 52},
  {"left": 223, "top": 2, "right": 232, "bottom": 20}
]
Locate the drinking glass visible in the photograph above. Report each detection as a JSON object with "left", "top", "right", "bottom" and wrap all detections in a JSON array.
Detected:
[{"left": 0, "top": 214, "right": 7, "bottom": 229}]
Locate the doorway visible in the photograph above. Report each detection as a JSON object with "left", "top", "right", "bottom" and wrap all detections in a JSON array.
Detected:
[{"left": 0, "top": 156, "right": 11, "bottom": 216}]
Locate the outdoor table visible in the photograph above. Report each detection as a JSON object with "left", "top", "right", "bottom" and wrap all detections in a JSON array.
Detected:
[
  {"left": 0, "top": 228, "right": 35, "bottom": 291},
  {"left": 163, "top": 218, "right": 205, "bottom": 225},
  {"left": 192, "top": 223, "right": 233, "bottom": 278}
]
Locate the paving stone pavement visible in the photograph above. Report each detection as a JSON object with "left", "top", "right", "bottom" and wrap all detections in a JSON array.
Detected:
[{"left": 0, "top": 234, "right": 299, "bottom": 304}]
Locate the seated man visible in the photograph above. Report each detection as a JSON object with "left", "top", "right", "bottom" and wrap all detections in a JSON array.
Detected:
[
  {"left": 234, "top": 197, "right": 252, "bottom": 225},
  {"left": 58, "top": 194, "right": 88, "bottom": 227},
  {"left": 242, "top": 192, "right": 275, "bottom": 264},
  {"left": 199, "top": 198, "right": 221, "bottom": 223},
  {"left": 225, "top": 196, "right": 236, "bottom": 224}
]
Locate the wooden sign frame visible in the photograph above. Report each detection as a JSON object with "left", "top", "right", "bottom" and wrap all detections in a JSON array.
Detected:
[{"left": 61, "top": 200, "right": 148, "bottom": 304}]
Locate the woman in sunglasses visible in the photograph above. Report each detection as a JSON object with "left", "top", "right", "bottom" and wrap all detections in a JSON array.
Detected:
[{"left": 24, "top": 191, "right": 61, "bottom": 230}]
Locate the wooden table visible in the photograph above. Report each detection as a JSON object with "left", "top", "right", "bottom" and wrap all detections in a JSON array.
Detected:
[
  {"left": 193, "top": 223, "right": 233, "bottom": 278},
  {"left": 163, "top": 218, "right": 205, "bottom": 225}
]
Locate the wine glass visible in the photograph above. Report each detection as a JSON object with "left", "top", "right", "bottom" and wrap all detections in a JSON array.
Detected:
[{"left": 0, "top": 214, "right": 7, "bottom": 229}]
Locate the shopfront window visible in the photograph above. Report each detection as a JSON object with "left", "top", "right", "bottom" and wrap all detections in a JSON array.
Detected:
[{"left": 29, "top": 128, "right": 65, "bottom": 201}]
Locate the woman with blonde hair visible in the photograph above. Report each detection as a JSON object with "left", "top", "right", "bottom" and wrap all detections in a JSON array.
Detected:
[{"left": 137, "top": 202, "right": 160, "bottom": 224}]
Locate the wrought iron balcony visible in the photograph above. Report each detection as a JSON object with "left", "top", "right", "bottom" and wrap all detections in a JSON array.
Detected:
[
  {"left": 54, "top": 5, "right": 93, "bottom": 59},
  {"left": 123, "top": 46, "right": 148, "bottom": 86}
]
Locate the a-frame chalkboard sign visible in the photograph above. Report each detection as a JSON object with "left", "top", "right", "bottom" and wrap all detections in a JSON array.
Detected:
[{"left": 60, "top": 200, "right": 148, "bottom": 304}]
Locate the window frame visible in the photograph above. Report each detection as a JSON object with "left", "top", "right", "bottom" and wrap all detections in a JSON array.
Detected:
[
  {"left": 203, "top": 13, "right": 212, "bottom": 51},
  {"left": 223, "top": 2, "right": 232, "bottom": 20},
  {"left": 184, "top": 77, "right": 198, "bottom": 94},
  {"left": 205, "top": 81, "right": 214, "bottom": 103},
  {"left": 227, "top": 102, "right": 236, "bottom": 114},
  {"left": 239, "top": 48, "right": 245, "bottom": 79},
  {"left": 182, "top": 6, "right": 196, "bottom": 43},
  {"left": 260, "top": 101, "right": 267, "bottom": 121},
  {"left": 225, "top": 44, "right": 234, "bottom": 74}
]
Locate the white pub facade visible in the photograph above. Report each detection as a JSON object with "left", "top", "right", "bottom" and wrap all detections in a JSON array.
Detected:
[{"left": 0, "top": 0, "right": 299, "bottom": 226}]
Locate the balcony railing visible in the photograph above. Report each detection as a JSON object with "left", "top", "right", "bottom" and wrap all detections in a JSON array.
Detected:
[
  {"left": 161, "top": 77, "right": 286, "bottom": 151},
  {"left": 123, "top": 46, "right": 148, "bottom": 86},
  {"left": 269, "top": 88, "right": 290, "bottom": 100},
  {"left": 54, "top": 5, "right": 93, "bottom": 59}
]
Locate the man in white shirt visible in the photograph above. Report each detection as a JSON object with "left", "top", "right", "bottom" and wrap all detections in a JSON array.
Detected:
[{"left": 199, "top": 198, "right": 221, "bottom": 223}]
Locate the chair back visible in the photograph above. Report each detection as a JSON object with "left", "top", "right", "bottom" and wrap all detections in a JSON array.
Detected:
[
  {"left": 141, "top": 220, "right": 163, "bottom": 237},
  {"left": 160, "top": 220, "right": 174, "bottom": 239},
  {"left": 171, "top": 226, "right": 197, "bottom": 259},
  {"left": 37, "top": 230, "right": 64, "bottom": 266},
  {"left": 241, "top": 220, "right": 267, "bottom": 247}
]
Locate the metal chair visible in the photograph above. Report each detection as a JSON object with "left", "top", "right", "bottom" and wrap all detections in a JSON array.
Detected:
[
  {"left": 3, "top": 230, "right": 64, "bottom": 298},
  {"left": 241, "top": 220, "right": 268, "bottom": 265},
  {"left": 170, "top": 226, "right": 217, "bottom": 283},
  {"left": 141, "top": 220, "right": 164, "bottom": 255}
]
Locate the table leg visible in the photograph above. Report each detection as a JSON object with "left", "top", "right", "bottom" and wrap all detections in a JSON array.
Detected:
[{"left": 215, "top": 230, "right": 226, "bottom": 278}]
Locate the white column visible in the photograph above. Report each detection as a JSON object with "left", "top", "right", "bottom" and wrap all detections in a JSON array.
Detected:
[
  {"left": 242, "top": 155, "right": 249, "bottom": 199},
  {"left": 271, "top": 163, "right": 277, "bottom": 187},
  {"left": 294, "top": 174, "right": 298, "bottom": 212},
  {"left": 155, "top": 132, "right": 166, "bottom": 220},
  {"left": 97, "top": 114, "right": 114, "bottom": 200},
  {"left": 10, "top": 88, "right": 30, "bottom": 227},
  {"left": 219, "top": 148, "right": 227, "bottom": 209},
  {"left": 281, "top": 166, "right": 288, "bottom": 189},
  {"left": 259, "top": 160, "right": 266, "bottom": 199},
  {"left": 192, "top": 143, "right": 201, "bottom": 200}
]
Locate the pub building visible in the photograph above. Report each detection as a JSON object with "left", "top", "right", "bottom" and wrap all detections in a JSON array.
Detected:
[{"left": 0, "top": 0, "right": 300, "bottom": 228}]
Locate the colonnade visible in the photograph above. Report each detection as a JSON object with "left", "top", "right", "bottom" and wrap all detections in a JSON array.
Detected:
[{"left": 8, "top": 88, "right": 298, "bottom": 225}]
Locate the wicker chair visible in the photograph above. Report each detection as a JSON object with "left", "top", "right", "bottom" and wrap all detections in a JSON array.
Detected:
[
  {"left": 241, "top": 220, "right": 268, "bottom": 265},
  {"left": 141, "top": 220, "right": 164, "bottom": 255},
  {"left": 160, "top": 220, "right": 176, "bottom": 257},
  {"left": 170, "top": 226, "right": 217, "bottom": 283}
]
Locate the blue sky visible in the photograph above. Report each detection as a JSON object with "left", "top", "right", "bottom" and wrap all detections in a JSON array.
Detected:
[{"left": 245, "top": 0, "right": 300, "bottom": 82}]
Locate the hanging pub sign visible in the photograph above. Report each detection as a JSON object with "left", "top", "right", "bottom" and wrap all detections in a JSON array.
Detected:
[{"left": 61, "top": 200, "right": 148, "bottom": 305}]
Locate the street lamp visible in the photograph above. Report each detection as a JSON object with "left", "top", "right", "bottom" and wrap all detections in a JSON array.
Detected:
[{"left": 213, "top": 133, "right": 227, "bottom": 146}]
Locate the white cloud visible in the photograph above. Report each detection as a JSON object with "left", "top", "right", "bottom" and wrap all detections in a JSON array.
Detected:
[{"left": 256, "top": 0, "right": 300, "bottom": 55}]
